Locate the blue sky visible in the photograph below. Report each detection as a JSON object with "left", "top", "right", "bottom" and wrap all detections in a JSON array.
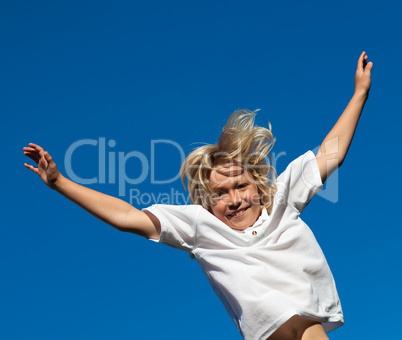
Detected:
[{"left": 2, "top": 0, "right": 402, "bottom": 339}]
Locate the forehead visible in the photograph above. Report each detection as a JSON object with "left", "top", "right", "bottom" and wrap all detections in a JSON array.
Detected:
[{"left": 209, "top": 164, "right": 255, "bottom": 189}]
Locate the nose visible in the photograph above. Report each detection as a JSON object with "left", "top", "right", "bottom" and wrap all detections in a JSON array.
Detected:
[{"left": 228, "top": 189, "right": 241, "bottom": 207}]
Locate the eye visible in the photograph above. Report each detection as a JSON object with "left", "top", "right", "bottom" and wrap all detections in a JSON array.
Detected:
[
  {"left": 210, "top": 191, "right": 227, "bottom": 201},
  {"left": 237, "top": 183, "right": 248, "bottom": 190}
]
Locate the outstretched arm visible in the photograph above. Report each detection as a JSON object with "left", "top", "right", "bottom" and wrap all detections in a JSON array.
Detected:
[
  {"left": 316, "top": 51, "right": 373, "bottom": 183},
  {"left": 23, "top": 143, "right": 161, "bottom": 239}
]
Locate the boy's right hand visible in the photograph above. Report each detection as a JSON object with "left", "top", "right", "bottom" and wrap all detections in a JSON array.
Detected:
[
  {"left": 23, "top": 143, "right": 61, "bottom": 189},
  {"left": 23, "top": 143, "right": 161, "bottom": 239},
  {"left": 354, "top": 51, "right": 373, "bottom": 97}
]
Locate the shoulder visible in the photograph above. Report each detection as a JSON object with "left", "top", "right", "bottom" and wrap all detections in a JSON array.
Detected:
[
  {"left": 274, "top": 151, "right": 323, "bottom": 213},
  {"left": 144, "top": 204, "right": 203, "bottom": 218},
  {"left": 143, "top": 204, "right": 204, "bottom": 231},
  {"left": 143, "top": 205, "right": 204, "bottom": 251},
  {"left": 276, "top": 151, "right": 318, "bottom": 184}
]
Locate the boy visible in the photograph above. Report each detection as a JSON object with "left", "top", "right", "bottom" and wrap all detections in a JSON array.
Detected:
[{"left": 24, "top": 52, "right": 372, "bottom": 339}]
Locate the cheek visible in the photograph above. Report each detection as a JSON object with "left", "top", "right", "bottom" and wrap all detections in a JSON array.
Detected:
[
  {"left": 210, "top": 203, "right": 226, "bottom": 217},
  {"left": 244, "top": 187, "right": 261, "bottom": 203}
]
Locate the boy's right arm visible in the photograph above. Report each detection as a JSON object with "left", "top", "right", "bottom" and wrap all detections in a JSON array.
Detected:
[{"left": 23, "top": 143, "right": 161, "bottom": 239}]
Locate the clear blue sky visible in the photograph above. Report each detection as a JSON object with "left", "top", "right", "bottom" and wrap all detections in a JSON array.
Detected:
[{"left": 2, "top": 0, "right": 401, "bottom": 339}]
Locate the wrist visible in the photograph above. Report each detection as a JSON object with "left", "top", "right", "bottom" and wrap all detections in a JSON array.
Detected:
[
  {"left": 353, "top": 90, "right": 369, "bottom": 101},
  {"left": 51, "top": 173, "right": 67, "bottom": 191}
]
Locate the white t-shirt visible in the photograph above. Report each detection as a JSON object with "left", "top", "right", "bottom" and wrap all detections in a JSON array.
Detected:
[{"left": 144, "top": 151, "right": 344, "bottom": 340}]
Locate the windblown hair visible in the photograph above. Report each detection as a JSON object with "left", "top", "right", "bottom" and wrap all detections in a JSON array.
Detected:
[{"left": 180, "top": 109, "right": 277, "bottom": 214}]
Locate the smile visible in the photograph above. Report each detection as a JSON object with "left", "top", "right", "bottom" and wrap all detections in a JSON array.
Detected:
[{"left": 228, "top": 207, "right": 249, "bottom": 218}]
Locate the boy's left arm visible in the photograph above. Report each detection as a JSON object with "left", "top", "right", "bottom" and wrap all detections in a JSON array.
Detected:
[{"left": 316, "top": 51, "right": 373, "bottom": 183}]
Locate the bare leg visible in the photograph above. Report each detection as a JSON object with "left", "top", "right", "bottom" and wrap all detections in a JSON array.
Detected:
[
  {"left": 268, "top": 315, "right": 329, "bottom": 340},
  {"left": 301, "top": 323, "right": 329, "bottom": 340}
]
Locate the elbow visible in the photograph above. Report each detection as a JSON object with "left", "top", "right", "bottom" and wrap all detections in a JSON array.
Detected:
[
  {"left": 115, "top": 225, "right": 133, "bottom": 233},
  {"left": 337, "top": 153, "right": 347, "bottom": 168},
  {"left": 111, "top": 223, "right": 131, "bottom": 233}
]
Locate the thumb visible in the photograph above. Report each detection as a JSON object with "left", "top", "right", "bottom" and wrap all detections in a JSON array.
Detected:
[
  {"left": 44, "top": 151, "right": 53, "bottom": 164},
  {"left": 365, "top": 61, "right": 373, "bottom": 74},
  {"left": 40, "top": 151, "right": 54, "bottom": 169}
]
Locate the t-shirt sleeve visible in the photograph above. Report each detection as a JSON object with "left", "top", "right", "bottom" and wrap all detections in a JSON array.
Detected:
[
  {"left": 276, "top": 150, "right": 323, "bottom": 214},
  {"left": 142, "top": 204, "right": 202, "bottom": 253}
]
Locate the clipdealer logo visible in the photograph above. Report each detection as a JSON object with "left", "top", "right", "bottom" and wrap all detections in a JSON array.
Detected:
[
  {"left": 63, "top": 137, "right": 340, "bottom": 205},
  {"left": 64, "top": 138, "right": 185, "bottom": 197}
]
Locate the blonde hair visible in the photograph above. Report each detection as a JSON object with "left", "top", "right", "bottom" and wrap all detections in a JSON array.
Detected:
[{"left": 180, "top": 109, "right": 277, "bottom": 214}]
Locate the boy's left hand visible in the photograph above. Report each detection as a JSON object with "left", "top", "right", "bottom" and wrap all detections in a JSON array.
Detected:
[{"left": 355, "top": 51, "right": 373, "bottom": 97}]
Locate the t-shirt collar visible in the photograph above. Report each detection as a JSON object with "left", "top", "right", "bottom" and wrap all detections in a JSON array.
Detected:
[{"left": 251, "top": 208, "right": 269, "bottom": 228}]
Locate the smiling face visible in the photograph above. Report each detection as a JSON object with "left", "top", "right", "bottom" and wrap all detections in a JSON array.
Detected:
[{"left": 208, "top": 164, "right": 262, "bottom": 231}]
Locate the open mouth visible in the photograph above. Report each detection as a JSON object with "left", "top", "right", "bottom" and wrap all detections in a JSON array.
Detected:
[{"left": 227, "top": 206, "right": 249, "bottom": 218}]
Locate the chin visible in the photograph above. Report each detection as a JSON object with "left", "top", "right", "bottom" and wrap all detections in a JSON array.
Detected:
[
  {"left": 228, "top": 220, "right": 254, "bottom": 231},
  {"left": 226, "top": 209, "right": 260, "bottom": 230}
]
